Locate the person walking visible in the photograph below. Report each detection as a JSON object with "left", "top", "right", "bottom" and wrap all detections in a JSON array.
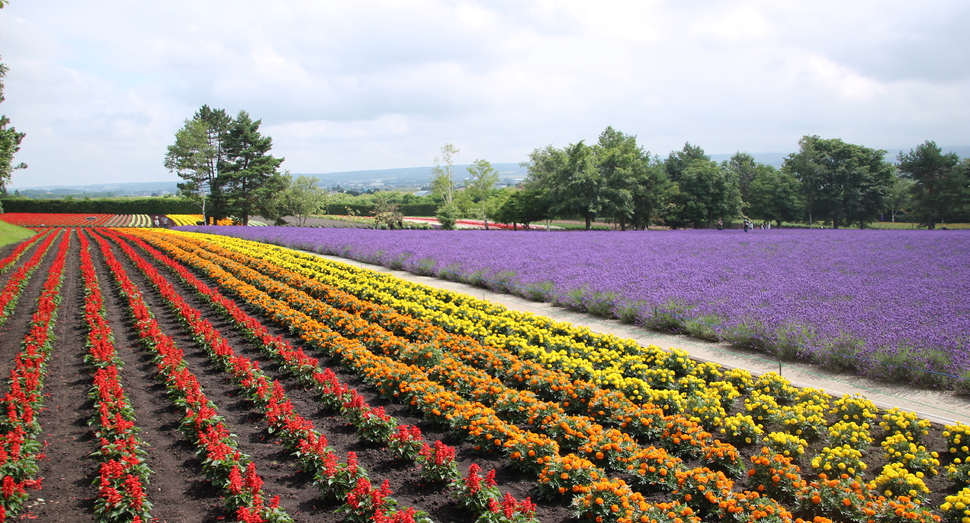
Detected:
[
  {"left": 743, "top": 219, "right": 749, "bottom": 232},
  {"left": 717, "top": 218, "right": 723, "bottom": 231}
]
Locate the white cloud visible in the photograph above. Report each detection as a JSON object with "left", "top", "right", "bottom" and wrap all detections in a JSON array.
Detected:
[{"left": 1, "top": 0, "right": 968, "bottom": 187}]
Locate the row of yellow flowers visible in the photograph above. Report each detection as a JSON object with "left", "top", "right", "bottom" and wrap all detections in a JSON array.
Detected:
[
  {"left": 184, "top": 232, "right": 970, "bottom": 487},
  {"left": 126, "top": 231, "right": 960, "bottom": 523}
]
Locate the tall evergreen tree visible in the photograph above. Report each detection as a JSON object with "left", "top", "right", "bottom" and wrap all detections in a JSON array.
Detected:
[
  {"left": 164, "top": 105, "right": 232, "bottom": 224},
  {"left": 219, "top": 110, "right": 285, "bottom": 225}
]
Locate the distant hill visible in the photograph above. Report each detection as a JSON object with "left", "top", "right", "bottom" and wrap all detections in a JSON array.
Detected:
[
  {"left": 8, "top": 181, "right": 181, "bottom": 199},
  {"left": 298, "top": 162, "right": 530, "bottom": 190},
  {"left": 8, "top": 147, "right": 968, "bottom": 197}
]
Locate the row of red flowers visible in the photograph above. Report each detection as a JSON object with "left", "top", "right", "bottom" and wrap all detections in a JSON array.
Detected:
[
  {"left": 0, "top": 230, "right": 57, "bottom": 328},
  {"left": 88, "top": 230, "right": 292, "bottom": 523},
  {"left": 77, "top": 230, "right": 154, "bottom": 522},
  {"left": 0, "top": 229, "right": 70, "bottom": 521},
  {"left": 97, "top": 228, "right": 430, "bottom": 522}
]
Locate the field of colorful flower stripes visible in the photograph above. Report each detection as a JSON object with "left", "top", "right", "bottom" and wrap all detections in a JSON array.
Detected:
[
  {"left": 1, "top": 226, "right": 969, "bottom": 523},
  {"left": 0, "top": 213, "right": 264, "bottom": 228},
  {"left": 119, "top": 228, "right": 970, "bottom": 523},
  {"left": 0, "top": 228, "right": 548, "bottom": 522},
  {"left": 0, "top": 213, "right": 153, "bottom": 227}
]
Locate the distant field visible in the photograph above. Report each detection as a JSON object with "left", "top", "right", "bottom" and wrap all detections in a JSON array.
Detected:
[{"left": 0, "top": 213, "right": 266, "bottom": 227}]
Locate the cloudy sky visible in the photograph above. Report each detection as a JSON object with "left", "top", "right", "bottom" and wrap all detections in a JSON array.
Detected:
[{"left": 1, "top": 0, "right": 968, "bottom": 188}]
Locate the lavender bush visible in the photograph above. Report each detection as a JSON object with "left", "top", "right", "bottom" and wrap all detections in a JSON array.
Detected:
[{"left": 178, "top": 226, "right": 970, "bottom": 387}]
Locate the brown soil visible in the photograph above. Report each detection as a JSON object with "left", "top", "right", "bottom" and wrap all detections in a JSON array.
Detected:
[{"left": 0, "top": 230, "right": 574, "bottom": 522}]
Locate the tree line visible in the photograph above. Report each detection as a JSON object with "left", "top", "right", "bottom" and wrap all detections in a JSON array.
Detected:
[
  {"left": 163, "top": 106, "right": 968, "bottom": 230},
  {"left": 480, "top": 127, "right": 970, "bottom": 230}
]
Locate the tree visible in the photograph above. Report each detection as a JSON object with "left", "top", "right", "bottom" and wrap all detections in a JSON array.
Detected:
[
  {"left": 430, "top": 143, "right": 459, "bottom": 206},
  {"left": 218, "top": 110, "right": 285, "bottom": 226},
  {"left": 884, "top": 169, "right": 914, "bottom": 223},
  {"left": 746, "top": 166, "right": 802, "bottom": 227},
  {"left": 666, "top": 160, "right": 742, "bottom": 228},
  {"left": 372, "top": 191, "right": 404, "bottom": 229},
  {"left": 164, "top": 105, "right": 232, "bottom": 224},
  {"left": 664, "top": 142, "right": 710, "bottom": 183},
  {"left": 722, "top": 152, "right": 759, "bottom": 204},
  {"left": 271, "top": 173, "right": 330, "bottom": 226},
  {"left": 430, "top": 143, "right": 460, "bottom": 229},
  {"left": 0, "top": 58, "right": 27, "bottom": 194},
  {"left": 493, "top": 189, "right": 549, "bottom": 229},
  {"left": 595, "top": 127, "right": 647, "bottom": 230},
  {"left": 524, "top": 141, "right": 605, "bottom": 230},
  {"left": 784, "top": 136, "right": 894, "bottom": 229},
  {"left": 896, "top": 141, "right": 968, "bottom": 229},
  {"left": 465, "top": 159, "right": 499, "bottom": 228}
]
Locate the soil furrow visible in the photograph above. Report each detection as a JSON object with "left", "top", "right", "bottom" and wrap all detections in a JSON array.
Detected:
[
  {"left": 98, "top": 232, "right": 331, "bottom": 522},
  {"left": 87, "top": 229, "right": 227, "bottom": 523},
  {"left": 112, "top": 231, "right": 576, "bottom": 523},
  {"left": 22, "top": 230, "right": 96, "bottom": 521}
]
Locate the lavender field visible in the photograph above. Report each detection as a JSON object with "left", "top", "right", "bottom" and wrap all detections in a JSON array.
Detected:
[{"left": 179, "top": 226, "right": 970, "bottom": 387}]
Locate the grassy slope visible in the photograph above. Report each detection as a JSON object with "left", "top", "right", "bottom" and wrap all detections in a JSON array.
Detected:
[{"left": 0, "top": 220, "right": 36, "bottom": 247}]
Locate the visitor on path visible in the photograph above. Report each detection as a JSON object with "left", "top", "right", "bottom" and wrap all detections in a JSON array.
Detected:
[
  {"left": 717, "top": 218, "right": 723, "bottom": 231},
  {"left": 743, "top": 219, "right": 749, "bottom": 232}
]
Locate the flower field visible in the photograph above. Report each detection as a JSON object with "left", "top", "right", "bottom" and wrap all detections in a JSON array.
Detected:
[
  {"left": 1, "top": 227, "right": 969, "bottom": 522},
  {"left": 0, "top": 213, "right": 264, "bottom": 228},
  {"left": 174, "top": 226, "right": 970, "bottom": 388}
]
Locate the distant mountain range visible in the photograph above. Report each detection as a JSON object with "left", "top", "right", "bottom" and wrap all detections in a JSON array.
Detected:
[{"left": 9, "top": 147, "right": 969, "bottom": 197}]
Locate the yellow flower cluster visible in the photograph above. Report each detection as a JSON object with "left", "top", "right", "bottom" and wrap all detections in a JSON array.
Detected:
[
  {"left": 945, "top": 424, "right": 970, "bottom": 459},
  {"left": 717, "top": 413, "right": 763, "bottom": 445},
  {"left": 811, "top": 445, "right": 867, "bottom": 476},
  {"left": 880, "top": 407, "right": 931, "bottom": 441},
  {"left": 882, "top": 434, "right": 940, "bottom": 476},
  {"left": 829, "top": 394, "right": 878, "bottom": 423},
  {"left": 869, "top": 462, "right": 929, "bottom": 500},
  {"left": 828, "top": 421, "right": 873, "bottom": 450},
  {"left": 762, "top": 431, "right": 807, "bottom": 458},
  {"left": 940, "top": 487, "right": 970, "bottom": 523}
]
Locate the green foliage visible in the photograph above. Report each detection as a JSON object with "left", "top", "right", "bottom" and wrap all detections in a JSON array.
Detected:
[
  {"left": 430, "top": 143, "right": 459, "bottom": 205},
  {"left": 0, "top": 58, "right": 27, "bottom": 192},
  {"left": 746, "top": 165, "right": 802, "bottom": 226},
  {"left": 465, "top": 158, "right": 500, "bottom": 226},
  {"left": 492, "top": 189, "right": 549, "bottom": 228},
  {"left": 435, "top": 202, "right": 460, "bottom": 230},
  {"left": 783, "top": 135, "right": 895, "bottom": 229},
  {"left": 897, "top": 141, "right": 970, "bottom": 228},
  {"left": 666, "top": 157, "right": 742, "bottom": 228},
  {"left": 0, "top": 219, "right": 33, "bottom": 247}
]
